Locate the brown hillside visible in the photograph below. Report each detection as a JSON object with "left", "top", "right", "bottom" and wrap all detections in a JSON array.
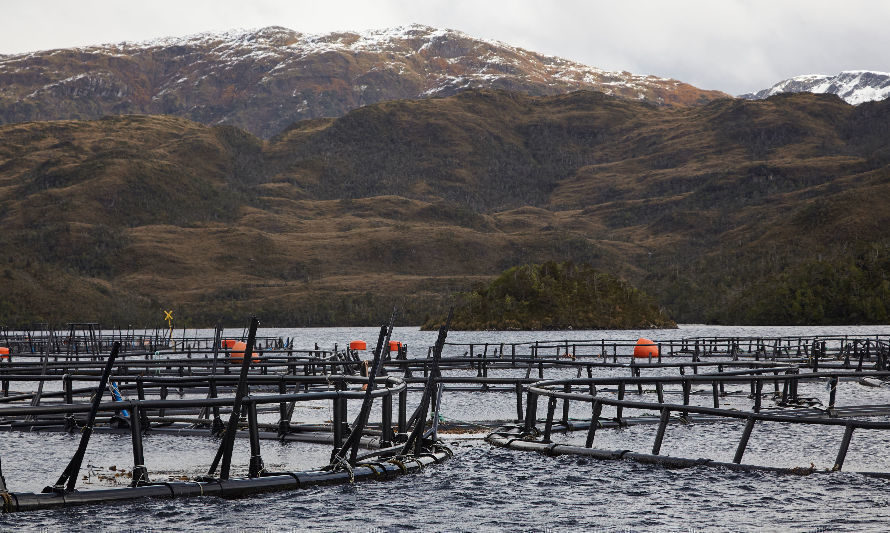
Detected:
[{"left": 1, "top": 90, "right": 889, "bottom": 326}]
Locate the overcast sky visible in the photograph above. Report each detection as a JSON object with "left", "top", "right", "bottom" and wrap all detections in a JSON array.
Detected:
[{"left": 2, "top": 0, "right": 888, "bottom": 95}]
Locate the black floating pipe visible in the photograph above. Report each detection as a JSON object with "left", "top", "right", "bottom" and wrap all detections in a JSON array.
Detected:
[
  {"left": 4, "top": 449, "right": 451, "bottom": 513},
  {"left": 43, "top": 342, "right": 120, "bottom": 494},
  {"left": 487, "top": 430, "right": 817, "bottom": 477}
]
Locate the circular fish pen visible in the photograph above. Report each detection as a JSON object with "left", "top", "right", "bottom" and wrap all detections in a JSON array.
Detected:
[
  {"left": 2, "top": 323, "right": 890, "bottom": 529},
  {"left": 0, "top": 317, "right": 455, "bottom": 512},
  {"left": 488, "top": 369, "right": 890, "bottom": 476},
  {"left": 484, "top": 337, "right": 890, "bottom": 476}
]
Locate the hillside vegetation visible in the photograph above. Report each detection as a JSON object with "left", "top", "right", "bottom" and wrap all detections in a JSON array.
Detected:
[
  {"left": 719, "top": 243, "right": 890, "bottom": 325},
  {"left": 423, "top": 261, "right": 676, "bottom": 330},
  {"left": 1, "top": 90, "right": 890, "bottom": 326}
]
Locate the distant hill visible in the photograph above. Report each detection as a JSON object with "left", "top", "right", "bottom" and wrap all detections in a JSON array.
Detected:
[
  {"left": 423, "top": 261, "right": 676, "bottom": 330},
  {"left": 0, "top": 25, "right": 729, "bottom": 138},
  {"left": 2, "top": 90, "right": 890, "bottom": 326},
  {"left": 741, "top": 71, "right": 890, "bottom": 105}
]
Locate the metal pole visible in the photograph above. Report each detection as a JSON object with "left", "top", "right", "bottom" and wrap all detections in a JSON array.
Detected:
[
  {"left": 585, "top": 401, "right": 602, "bottom": 448},
  {"left": 129, "top": 403, "right": 149, "bottom": 486},
  {"left": 542, "top": 396, "right": 557, "bottom": 443},
  {"left": 44, "top": 342, "right": 121, "bottom": 493},
  {"left": 833, "top": 424, "right": 855, "bottom": 471},
  {"left": 652, "top": 407, "right": 670, "bottom": 455},
  {"left": 247, "top": 400, "right": 264, "bottom": 478},
  {"left": 209, "top": 317, "right": 259, "bottom": 480},
  {"left": 733, "top": 416, "right": 756, "bottom": 464}
]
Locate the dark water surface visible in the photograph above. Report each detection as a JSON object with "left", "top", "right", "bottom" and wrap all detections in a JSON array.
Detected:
[{"left": 3, "top": 325, "right": 890, "bottom": 532}]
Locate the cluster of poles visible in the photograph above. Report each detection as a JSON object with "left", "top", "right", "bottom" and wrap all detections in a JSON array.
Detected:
[
  {"left": 0, "top": 314, "right": 454, "bottom": 512},
  {"left": 1, "top": 319, "right": 890, "bottom": 512}
]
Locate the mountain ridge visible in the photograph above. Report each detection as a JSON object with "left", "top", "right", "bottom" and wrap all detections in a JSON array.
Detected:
[
  {"left": 0, "top": 24, "right": 729, "bottom": 138},
  {"left": 742, "top": 70, "right": 890, "bottom": 105}
]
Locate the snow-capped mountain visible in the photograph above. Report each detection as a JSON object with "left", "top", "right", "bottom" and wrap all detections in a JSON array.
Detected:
[
  {"left": 741, "top": 71, "right": 890, "bottom": 105},
  {"left": 0, "top": 25, "right": 728, "bottom": 137}
]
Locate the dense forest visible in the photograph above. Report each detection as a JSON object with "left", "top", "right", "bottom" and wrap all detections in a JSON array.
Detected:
[
  {"left": 423, "top": 261, "right": 676, "bottom": 330},
  {"left": 717, "top": 242, "right": 890, "bottom": 325}
]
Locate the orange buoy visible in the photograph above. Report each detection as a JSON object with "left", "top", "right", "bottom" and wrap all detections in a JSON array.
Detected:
[
  {"left": 634, "top": 338, "right": 658, "bottom": 358},
  {"left": 349, "top": 340, "right": 367, "bottom": 351},
  {"left": 388, "top": 341, "right": 401, "bottom": 352},
  {"left": 0, "top": 347, "right": 9, "bottom": 360},
  {"left": 225, "top": 340, "right": 258, "bottom": 363}
]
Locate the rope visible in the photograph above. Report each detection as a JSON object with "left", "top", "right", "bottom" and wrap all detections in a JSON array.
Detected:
[
  {"left": 357, "top": 463, "right": 381, "bottom": 476},
  {"left": 329, "top": 455, "right": 355, "bottom": 483},
  {"left": 1, "top": 491, "right": 12, "bottom": 513},
  {"left": 387, "top": 458, "right": 409, "bottom": 473}
]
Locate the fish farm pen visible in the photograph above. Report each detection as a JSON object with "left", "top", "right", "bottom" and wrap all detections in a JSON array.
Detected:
[{"left": 2, "top": 319, "right": 890, "bottom": 527}]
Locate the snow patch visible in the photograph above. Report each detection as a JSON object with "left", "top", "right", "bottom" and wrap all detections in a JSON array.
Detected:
[
  {"left": 742, "top": 70, "right": 890, "bottom": 104},
  {"left": 0, "top": 24, "right": 710, "bottom": 107}
]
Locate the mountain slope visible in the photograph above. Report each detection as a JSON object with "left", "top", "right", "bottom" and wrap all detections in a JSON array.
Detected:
[
  {"left": 0, "top": 25, "right": 729, "bottom": 138},
  {"left": 1, "top": 91, "right": 889, "bottom": 326},
  {"left": 742, "top": 71, "right": 890, "bottom": 105}
]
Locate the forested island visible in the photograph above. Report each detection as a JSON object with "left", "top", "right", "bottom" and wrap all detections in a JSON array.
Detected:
[{"left": 423, "top": 261, "right": 676, "bottom": 330}]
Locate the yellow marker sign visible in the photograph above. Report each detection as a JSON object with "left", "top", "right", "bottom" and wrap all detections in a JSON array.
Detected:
[{"left": 163, "top": 310, "right": 174, "bottom": 345}]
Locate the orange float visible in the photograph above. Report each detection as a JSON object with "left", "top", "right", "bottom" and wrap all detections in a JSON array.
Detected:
[
  {"left": 223, "top": 339, "right": 257, "bottom": 363},
  {"left": 349, "top": 340, "right": 367, "bottom": 351},
  {"left": 0, "top": 347, "right": 9, "bottom": 360},
  {"left": 388, "top": 341, "right": 402, "bottom": 352},
  {"left": 633, "top": 338, "right": 659, "bottom": 358}
]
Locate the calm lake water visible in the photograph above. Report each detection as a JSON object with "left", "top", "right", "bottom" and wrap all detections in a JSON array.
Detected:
[{"left": 3, "top": 324, "right": 890, "bottom": 532}]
